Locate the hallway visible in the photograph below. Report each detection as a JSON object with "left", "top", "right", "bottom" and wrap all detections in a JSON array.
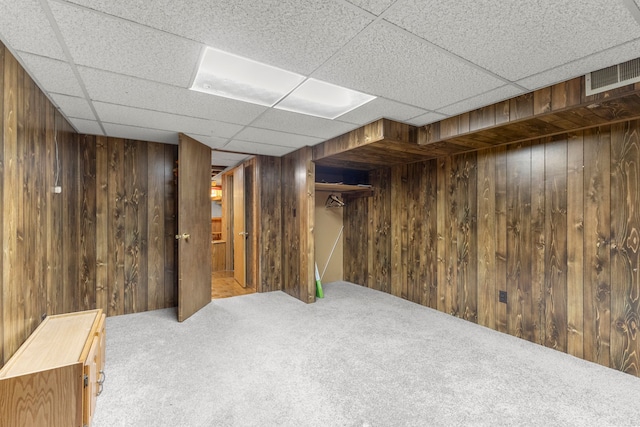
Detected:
[{"left": 211, "top": 271, "right": 255, "bottom": 300}]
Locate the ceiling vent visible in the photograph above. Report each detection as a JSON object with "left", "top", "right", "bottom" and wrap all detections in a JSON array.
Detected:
[{"left": 585, "top": 57, "right": 640, "bottom": 96}]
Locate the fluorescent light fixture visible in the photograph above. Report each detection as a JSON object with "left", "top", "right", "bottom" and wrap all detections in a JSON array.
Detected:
[
  {"left": 274, "top": 78, "right": 376, "bottom": 119},
  {"left": 190, "top": 47, "right": 305, "bottom": 107}
]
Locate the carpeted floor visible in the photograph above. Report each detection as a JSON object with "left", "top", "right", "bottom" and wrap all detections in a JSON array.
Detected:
[{"left": 92, "top": 282, "right": 640, "bottom": 426}]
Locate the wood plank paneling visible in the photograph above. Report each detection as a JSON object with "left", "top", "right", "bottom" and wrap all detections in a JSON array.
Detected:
[
  {"left": 566, "top": 132, "right": 584, "bottom": 358},
  {"left": 0, "top": 42, "right": 181, "bottom": 366},
  {"left": 610, "top": 120, "right": 638, "bottom": 375},
  {"left": 257, "top": 155, "right": 282, "bottom": 293},
  {"left": 282, "top": 147, "right": 315, "bottom": 303},
  {"left": 477, "top": 149, "right": 496, "bottom": 329},
  {"left": 584, "top": 127, "right": 611, "bottom": 367},
  {"left": 544, "top": 138, "right": 568, "bottom": 352},
  {"left": 147, "top": 142, "right": 165, "bottom": 310},
  {"left": 342, "top": 118, "right": 640, "bottom": 379},
  {"left": 530, "top": 141, "right": 546, "bottom": 345}
]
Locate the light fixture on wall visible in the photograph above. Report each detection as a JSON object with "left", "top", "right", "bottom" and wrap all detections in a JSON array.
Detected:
[{"left": 190, "top": 47, "right": 376, "bottom": 119}]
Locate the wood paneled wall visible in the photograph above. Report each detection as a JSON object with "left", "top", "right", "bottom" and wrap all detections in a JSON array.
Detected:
[
  {"left": 256, "top": 155, "right": 283, "bottom": 293},
  {"left": 282, "top": 147, "right": 315, "bottom": 303},
  {"left": 345, "top": 120, "right": 640, "bottom": 377},
  {"left": 0, "top": 44, "right": 178, "bottom": 366}
]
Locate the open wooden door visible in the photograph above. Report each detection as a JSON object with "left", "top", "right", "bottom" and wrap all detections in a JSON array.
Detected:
[
  {"left": 177, "top": 134, "right": 212, "bottom": 322},
  {"left": 233, "top": 165, "right": 246, "bottom": 287}
]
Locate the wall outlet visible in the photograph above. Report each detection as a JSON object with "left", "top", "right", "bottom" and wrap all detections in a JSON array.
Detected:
[
  {"left": 53, "top": 186, "right": 62, "bottom": 193},
  {"left": 499, "top": 290, "right": 507, "bottom": 304}
]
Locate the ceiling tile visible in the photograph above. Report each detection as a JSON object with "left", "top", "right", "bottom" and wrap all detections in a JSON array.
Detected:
[
  {"left": 405, "top": 112, "right": 448, "bottom": 126},
  {"left": 50, "top": 94, "right": 95, "bottom": 120},
  {"left": 186, "top": 134, "right": 228, "bottom": 150},
  {"left": 346, "top": 0, "right": 397, "bottom": 15},
  {"left": 94, "top": 102, "right": 243, "bottom": 138},
  {"left": 436, "top": 85, "right": 525, "bottom": 116},
  {"left": 49, "top": 1, "right": 201, "bottom": 87},
  {"left": 313, "top": 23, "right": 506, "bottom": 111},
  {"left": 102, "top": 123, "right": 178, "bottom": 144},
  {"left": 234, "top": 127, "right": 323, "bottom": 148},
  {"left": 211, "top": 151, "right": 251, "bottom": 165},
  {"left": 64, "top": 0, "right": 373, "bottom": 75},
  {"left": 79, "top": 67, "right": 267, "bottom": 125},
  {"left": 0, "top": 0, "right": 65, "bottom": 60},
  {"left": 384, "top": 0, "right": 640, "bottom": 81},
  {"left": 69, "top": 118, "right": 104, "bottom": 135},
  {"left": 17, "top": 52, "right": 84, "bottom": 97},
  {"left": 337, "top": 97, "right": 428, "bottom": 125},
  {"left": 251, "top": 109, "right": 358, "bottom": 139},
  {"left": 517, "top": 40, "right": 640, "bottom": 90},
  {"left": 223, "top": 140, "right": 296, "bottom": 157}
]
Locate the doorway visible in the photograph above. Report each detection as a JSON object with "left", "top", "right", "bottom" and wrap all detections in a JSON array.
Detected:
[{"left": 211, "top": 159, "right": 256, "bottom": 299}]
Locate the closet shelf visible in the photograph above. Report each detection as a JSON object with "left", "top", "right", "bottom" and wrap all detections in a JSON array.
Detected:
[{"left": 315, "top": 182, "right": 373, "bottom": 195}]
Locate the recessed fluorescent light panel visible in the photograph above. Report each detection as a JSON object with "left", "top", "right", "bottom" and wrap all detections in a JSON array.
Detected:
[
  {"left": 274, "top": 78, "right": 376, "bottom": 119},
  {"left": 190, "top": 47, "right": 305, "bottom": 107}
]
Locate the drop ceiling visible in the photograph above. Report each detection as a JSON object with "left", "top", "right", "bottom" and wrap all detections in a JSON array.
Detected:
[{"left": 2, "top": 0, "right": 640, "bottom": 168}]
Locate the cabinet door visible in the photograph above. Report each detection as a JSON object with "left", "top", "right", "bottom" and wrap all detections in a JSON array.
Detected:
[
  {"left": 83, "top": 336, "right": 99, "bottom": 427},
  {"left": 96, "top": 313, "right": 106, "bottom": 374}
]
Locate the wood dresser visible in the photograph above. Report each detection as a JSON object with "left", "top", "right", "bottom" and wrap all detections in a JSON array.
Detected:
[{"left": 0, "top": 309, "right": 106, "bottom": 427}]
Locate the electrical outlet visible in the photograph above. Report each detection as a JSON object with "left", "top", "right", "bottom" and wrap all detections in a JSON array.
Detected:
[
  {"left": 499, "top": 290, "right": 507, "bottom": 304},
  {"left": 53, "top": 186, "right": 62, "bottom": 193}
]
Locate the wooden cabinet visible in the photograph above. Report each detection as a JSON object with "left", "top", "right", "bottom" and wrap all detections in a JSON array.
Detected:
[{"left": 0, "top": 309, "right": 105, "bottom": 427}]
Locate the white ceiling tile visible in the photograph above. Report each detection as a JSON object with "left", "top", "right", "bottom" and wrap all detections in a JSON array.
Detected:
[
  {"left": 0, "top": 0, "right": 65, "bottom": 60},
  {"left": 223, "top": 140, "right": 296, "bottom": 157},
  {"left": 186, "top": 134, "right": 228, "bottom": 150},
  {"left": 102, "top": 123, "right": 178, "bottom": 144},
  {"left": 49, "top": 2, "right": 201, "bottom": 87},
  {"left": 384, "top": 0, "right": 640, "bottom": 81},
  {"left": 79, "top": 67, "right": 267, "bottom": 125},
  {"left": 251, "top": 109, "right": 358, "bottom": 139},
  {"left": 346, "top": 0, "right": 396, "bottom": 15},
  {"left": 337, "top": 97, "right": 428, "bottom": 125},
  {"left": 211, "top": 151, "right": 251, "bottom": 165},
  {"left": 313, "top": 23, "right": 505, "bottom": 111},
  {"left": 17, "top": 52, "right": 84, "bottom": 97},
  {"left": 64, "top": 0, "right": 373, "bottom": 75},
  {"left": 234, "top": 127, "right": 323, "bottom": 148},
  {"left": 94, "top": 102, "right": 243, "bottom": 139},
  {"left": 517, "top": 40, "right": 640, "bottom": 91},
  {"left": 69, "top": 118, "right": 104, "bottom": 135},
  {"left": 405, "top": 112, "right": 448, "bottom": 126},
  {"left": 436, "top": 85, "right": 525, "bottom": 116},
  {"left": 49, "top": 94, "right": 95, "bottom": 120}
]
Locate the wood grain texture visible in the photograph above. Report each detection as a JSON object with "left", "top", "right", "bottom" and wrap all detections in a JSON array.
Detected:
[
  {"left": 566, "top": 133, "right": 585, "bottom": 358},
  {"left": 495, "top": 146, "right": 508, "bottom": 334},
  {"left": 107, "top": 139, "right": 125, "bottom": 316},
  {"left": 0, "top": 44, "right": 4, "bottom": 364},
  {"left": 544, "top": 138, "right": 568, "bottom": 352},
  {"left": 0, "top": 363, "right": 83, "bottom": 427},
  {"left": 95, "top": 136, "right": 108, "bottom": 315},
  {"left": 177, "top": 134, "right": 212, "bottom": 322},
  {"left": 147, "top": 142, "right": 165, "bottom": 310},
  {"left": 610, "top": 121, "right": 638, "bottom": 375},
  {"left": 0, "top": 42, "right": 179, "bottom": 366},
  {"left": 256, "top": 155, "right": 282, "bottom": 293},
  {"left": 477, "top": 148, "right": 496, "bottom": 329},
  {"left": 370, "top": 168, "right": 391, "bottom": 294},
  {"left": 282, "top": 147, "right": 315, "bottom": 303},
  {"left": 163, "top": 145, "right": 178, "bottom": 308},
  {"left": 583, "top": 127, "right": 611, "bottom": 367},
  {"left": 530, "top": 141, "right": 546, "bottom": 345}
]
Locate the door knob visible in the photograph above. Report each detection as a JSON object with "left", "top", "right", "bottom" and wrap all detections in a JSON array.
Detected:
[{"left": 175, "top": 233, "right": 190, "bottom": 240}]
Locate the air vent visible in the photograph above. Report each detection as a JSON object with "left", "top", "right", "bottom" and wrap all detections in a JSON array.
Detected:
[{"left": 586, "top": 58, "right": 640, "bottom": 96}]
